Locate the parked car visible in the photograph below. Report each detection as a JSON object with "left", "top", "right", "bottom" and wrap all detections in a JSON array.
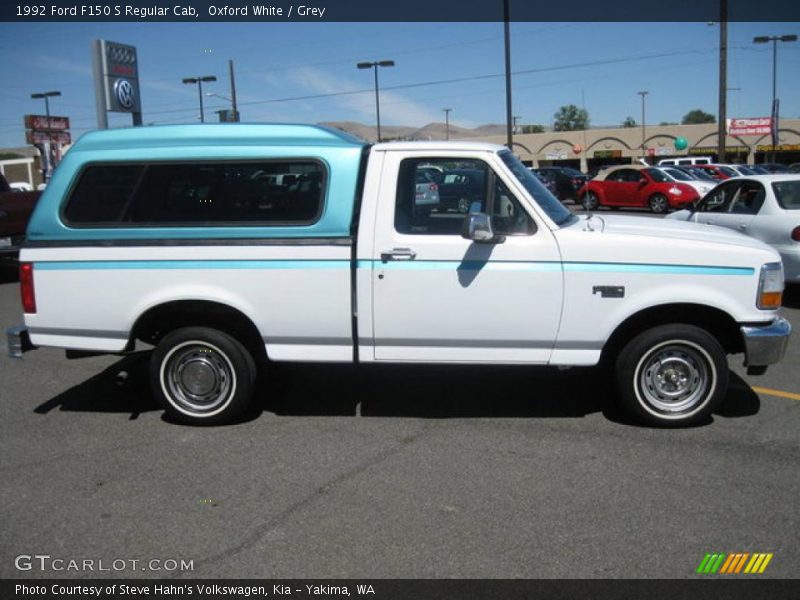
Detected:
[
  {"left": 673, "top": 165, "right": 719, "bottom": 182},
  {"left": 530, "top": 168, "right": 558, "bottom": 196},
  {"left": 789, "top": 163, "right": 800, "bottom": 173},
  {"left": 725, "top": 164, "right": 760, "bottom": 177},
  {"left": 0, "top": 173, "right": 41, "bottom": 263},
  {"left": 579, "top": 165, "right": 700, "bottom": 213},
  {"left": 437, "top": 168, "right": 486, "bottom": 213},
  {"left": 532, "top": 167, "right": 587, "bottom": 203},
  {"left": 658, "top": 156, "right": 712, "bottom": 166},
  {"left": 656, "top": 166, "right": 716, "bottom": 196},
  {"left": 666, "top": 174, "right": 800, "bottom": 284},
  {"left": 414, "top": 170, "right": 440, "bottom": 215},
  {"left": 757, "top": 163, "right": 791, "bottom": 174},
  {"left": 691, "top": 164, "right": 739, "bottom": 181}
]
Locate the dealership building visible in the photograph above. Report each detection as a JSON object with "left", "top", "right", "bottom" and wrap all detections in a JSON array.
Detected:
[{"left": 474, "top": 119, "right": 800, "bottom": 172}]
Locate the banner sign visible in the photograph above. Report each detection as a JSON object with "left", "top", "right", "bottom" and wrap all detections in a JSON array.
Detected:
[
  {"left": 24, "top": 115, "right": 70, "bottom": 131},
  {"left": 26, "top": 131, "right": 72, "bottom": 145},
  {"left": 726, "top": 117, "right": 772, "bottom": 136}
]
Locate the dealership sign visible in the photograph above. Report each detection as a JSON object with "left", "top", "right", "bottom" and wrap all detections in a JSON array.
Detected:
[
  {"left": 24, "top": 115, "right": 70, "bottom": 132},
  {"left": 726, "top": 117, "right": 772, "bottom": 136},
  {"left": 92, "top": 39, "right": 142, "bottom": 126}
]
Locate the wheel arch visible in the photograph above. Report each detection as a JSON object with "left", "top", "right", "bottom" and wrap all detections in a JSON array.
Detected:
[
  {"left": 600, "top": 303, "right": 743, "bottom": 365},
  {"left": 130, "top": 299, "right": 267, "bottom": 361}
]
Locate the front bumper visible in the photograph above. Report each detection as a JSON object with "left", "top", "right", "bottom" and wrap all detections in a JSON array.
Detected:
[
  {"left": 740, "top": 317, "right": 791, "bottom": 367},
  {"left": 6, "top": 325, "right": 35, "bottom": 359}
]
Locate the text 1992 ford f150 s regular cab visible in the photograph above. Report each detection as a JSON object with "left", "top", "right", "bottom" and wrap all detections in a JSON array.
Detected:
[{"left": 6, "top": 124, "right": 791, "bottom": 426}]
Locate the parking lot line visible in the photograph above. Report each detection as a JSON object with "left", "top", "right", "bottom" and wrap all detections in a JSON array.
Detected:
[{"left": 751, "top": 386, "right": 800, "bottom": 401}]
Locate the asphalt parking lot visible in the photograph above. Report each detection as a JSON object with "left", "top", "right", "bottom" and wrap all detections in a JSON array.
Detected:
[{"left": 1, "top": 248, "right": 799, "bottom": 579}]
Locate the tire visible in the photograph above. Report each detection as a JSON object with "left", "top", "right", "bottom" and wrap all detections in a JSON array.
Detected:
[
  {"left": 582, "top": 191, "right": 599, "bottom": 210},
  {"left": 615, "top": 324, "right": 728, "bottom": 427},
  {"left": 649, "top": 193, "right": 668, "bottom": 214},
  {"left": 150, "top": 326, "right": 257, "bottom": 425}
]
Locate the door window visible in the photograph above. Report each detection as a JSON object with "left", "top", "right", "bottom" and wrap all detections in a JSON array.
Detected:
[
  {"left": 699, "top": 181, "right": 741, "bottom": 212},
  {"left": 394, "top": 157, "right": 534, "bottom": 236}
]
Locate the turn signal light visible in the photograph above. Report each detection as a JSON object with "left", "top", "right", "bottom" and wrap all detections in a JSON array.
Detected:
[
  {"left": 759, "top": 291, "right": 783, "bottom": 309},
  {"left": 19, "top": 262, "right": 36, "bottom": 314}
]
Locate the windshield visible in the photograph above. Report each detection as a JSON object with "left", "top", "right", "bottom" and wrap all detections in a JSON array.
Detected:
[
  {"left": 663, "top": 167, "right": 692, "bottom": 181},
  {"left": 499, "top": 150, "right": 576, "bottom": 226},
  {"left": 645, "top": 168, "right": 670, "bottom": 183},
  {"left": 687, "top": 168, "right": 716, "bottom": 181},
  {"left": 772, "top": 180, "right": 800, "bottom": 210},
  {"left": 717, "top": 166, "right": 738, "bottom": 178}
]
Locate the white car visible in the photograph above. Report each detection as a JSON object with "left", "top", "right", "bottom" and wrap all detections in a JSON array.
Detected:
[
  {"left": 666, "top": 174, "right": 800, "bottom": 283},
  {"left": 656, "top": 166, "right": 716, "bottom": 196}
]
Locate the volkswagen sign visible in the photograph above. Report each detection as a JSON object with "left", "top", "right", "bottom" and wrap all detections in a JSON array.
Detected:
[
  {"left": 114, "top": 79, "right": 135, "bottom": 110},
  {"left": 93, "top": 39, "right": 142, "bottom": 115}
]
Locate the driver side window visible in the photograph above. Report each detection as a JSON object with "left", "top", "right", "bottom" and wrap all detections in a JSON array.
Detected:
[{"left": 700, "top": 182, "right": 741, "bottom": 213}]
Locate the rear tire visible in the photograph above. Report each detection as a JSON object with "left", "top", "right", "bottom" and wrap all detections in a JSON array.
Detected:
[
  {"left": 649, "top": 193, "right": 668, "bottom": 214},
  {"left": 150, "top": 326, "right": 256, "bottom": 425},
  {"left": 615, "top": 324, "right": 728, "bottom": 427}
]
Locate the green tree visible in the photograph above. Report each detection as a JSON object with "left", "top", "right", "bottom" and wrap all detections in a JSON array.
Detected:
[
  {"left": 621, "top": 116, "right": 637, "bottom": 128},
  {"left": 521, "top": 124, "right": 545, "bottom": 134},
  {"left": 681, "top": 110, "right": 716, "bottom": 125},
  {"left": 553, "top": 104, "right": 589, "bottom": 131},
  {"left": 658, "top": 121, "right": 678, "bottom": 126}
]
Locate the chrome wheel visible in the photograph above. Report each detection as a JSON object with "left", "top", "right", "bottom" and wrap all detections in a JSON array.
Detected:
[
  {"left": 160, "top": 340, "right": 236, "bottom": 416},
  {"left": 634, "top": 340, "right": 714, "bottom": 415}
]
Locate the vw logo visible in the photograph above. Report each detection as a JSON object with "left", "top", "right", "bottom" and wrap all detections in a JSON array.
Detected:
[{"left": 114, "top": 79, "right": 135, "bottom": 110}]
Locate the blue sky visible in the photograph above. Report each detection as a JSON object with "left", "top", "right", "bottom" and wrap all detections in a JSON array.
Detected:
[{"left": 0, "top": 21, "right": 798, "bottom": 147}]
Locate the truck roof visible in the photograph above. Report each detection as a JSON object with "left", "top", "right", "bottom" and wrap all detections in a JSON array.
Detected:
[
  {"left": 70, "top": 123, "right": 367, "bottom": 152},
  {"left": 372, "top": 140, "right": 504, "bottom": 153}
]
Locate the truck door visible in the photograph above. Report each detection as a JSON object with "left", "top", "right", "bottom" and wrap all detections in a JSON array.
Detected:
[{"left": 364, "top": 151, "right": 564, "bottom": 363}]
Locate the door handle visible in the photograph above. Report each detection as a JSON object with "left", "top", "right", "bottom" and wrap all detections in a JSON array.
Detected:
[
  {"left": 380, "top": 248, "right": 417, "bottom": 262},
  {"left": 738, "top": 223, "right": 747, "bottom": 230}
]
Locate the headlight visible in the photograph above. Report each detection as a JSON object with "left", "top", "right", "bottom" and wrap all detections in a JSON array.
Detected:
[
  {"left": 669, "top": 186, "right": 682, "bottom": 195},
  {"left": 757, "top": 262, "right": 784, "bottom": 309}
]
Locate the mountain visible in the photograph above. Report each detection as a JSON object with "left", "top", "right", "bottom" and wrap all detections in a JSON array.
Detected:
[{"left": 319, "top": 121, "right": 507, "bottom": 142}]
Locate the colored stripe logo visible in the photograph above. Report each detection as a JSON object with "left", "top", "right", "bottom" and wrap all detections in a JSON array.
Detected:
[{"left": 696, "top": 552, "right": 773, "bottom": 574}]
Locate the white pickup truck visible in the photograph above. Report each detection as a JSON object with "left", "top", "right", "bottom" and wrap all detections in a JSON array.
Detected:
[{"left": 6, "top": 124, "right": 791, "bottom": 426}]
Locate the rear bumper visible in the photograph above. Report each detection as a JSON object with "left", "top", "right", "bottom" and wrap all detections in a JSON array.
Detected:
[
  {"left": 6, "top": 325, "right": 35, "bottom": 358},
  {"left": 740, "top": 317, "right": 791, "bottom": 367}
]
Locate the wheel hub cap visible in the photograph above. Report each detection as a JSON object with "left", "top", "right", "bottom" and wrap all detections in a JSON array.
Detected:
[
  {"left": 639, "top": 344, "right": 710, "bottom": 414},
  {"left": 164, "top": 343, "right": 233, "bottom": 413}
]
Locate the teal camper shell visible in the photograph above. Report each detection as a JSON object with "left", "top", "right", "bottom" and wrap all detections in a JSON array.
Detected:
[{"left": 26, "top": 123, "right": 368, "bottom": 242}]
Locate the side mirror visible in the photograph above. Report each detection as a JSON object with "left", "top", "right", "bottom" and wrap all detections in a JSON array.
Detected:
[
  {"left": 637, "top": 179, "right": 647, "bottom": 188},
  {"left": 461, "top": 212, "right": 503, "bottom": 243}
]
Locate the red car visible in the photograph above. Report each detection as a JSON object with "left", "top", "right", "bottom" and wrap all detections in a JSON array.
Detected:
[
  {"left": 579, "top": 166, "right": 699, "bottom": 213},
  {"left": 691, "top": 164, "right": 738, "bottom": 181}
]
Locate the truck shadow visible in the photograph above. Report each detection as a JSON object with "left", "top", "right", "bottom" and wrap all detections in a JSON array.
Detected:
[
  {"left": 33, "top": 354, "right": 761, "bottom": 426},
  {"left": 782, "top": 284, "right": 800, "bottom": 309}
]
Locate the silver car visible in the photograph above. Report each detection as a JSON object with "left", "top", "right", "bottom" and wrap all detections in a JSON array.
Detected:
[{"left": 666, "top": 174, "right": 800, "bottom": 283}]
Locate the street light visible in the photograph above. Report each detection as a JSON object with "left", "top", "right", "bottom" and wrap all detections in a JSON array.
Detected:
[
  {"left": 30, "top": 91, "right": 61, "bottom": 128},
  {"left": 637, "top": 91, "right": 649, "bottom": 163},
  {"left": 753, "top": 34, "right": 797, "bottom": 160},
  {"left": 356, "top": 60, "right": 394, "bottom": 142},
  {"left": 182, "top": 76, "right": 217, "bottom": 123},
  {"left": 443, "top": 108, "right": 452, "bottom": 140}
]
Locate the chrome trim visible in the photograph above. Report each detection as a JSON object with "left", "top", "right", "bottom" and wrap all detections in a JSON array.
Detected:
[{"left": 740, "top": 317, "right": 791, "bottom": 367}]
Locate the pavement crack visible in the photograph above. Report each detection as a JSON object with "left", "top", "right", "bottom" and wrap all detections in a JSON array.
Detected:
[{"left": 180, "top": 424, "right": 431, "bottom": 574}]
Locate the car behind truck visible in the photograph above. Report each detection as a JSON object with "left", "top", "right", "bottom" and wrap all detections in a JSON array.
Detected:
[
  {"left": 6, "top": 124, "right": 791, "bottom": 426},
  {"left": 0, "top": 173, "right": 41, "bottom": 263}
]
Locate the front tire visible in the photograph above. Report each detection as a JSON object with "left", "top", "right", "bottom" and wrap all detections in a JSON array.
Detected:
[
  {"left": 582, "top": 191, "right": 599, "bottom": 210},
  {"left": 615, "top": 324, "right": 728, "bottom": 427},
  {"left": 150, "top": 327, "right": 257, "bottom": 425}
]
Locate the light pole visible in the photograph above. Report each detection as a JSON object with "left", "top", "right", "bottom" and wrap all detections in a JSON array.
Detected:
[
  {"left": 356, "top": 60, "right": 394, "bottom": 142},
  {"left": 753, "top": 34, "right": 797, "bottom": 161},
  {"left": 637, "top": 91, "right": 649, "bottom": 163},
  {"left": 503, "top": 0, "right": 513, "bottom": 150},
  {"left": 182, "top": 76, "right": 217, "bottom": 123},
  {"left": 30, "top": 90, "right": 61, "bottom": 129},
  {"left": 443, "top": 108, "right": 452, "bottom": 140}
]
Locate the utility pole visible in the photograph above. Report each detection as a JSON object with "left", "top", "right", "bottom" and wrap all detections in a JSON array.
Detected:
[
  {"left": 443, "top": 108, "right": 452, "bottom": 140},
  {"left": 228, "top": 59, "right": 239, "bottom": 121},
  {"left": 717, "top": 0, "right": 728, "bottom": 164},
  {"left": 637, "top": 91, "right": 649, "bottom": 163},
  {"left": 503, "top": 0, "right": 513, "bottom": 150}
]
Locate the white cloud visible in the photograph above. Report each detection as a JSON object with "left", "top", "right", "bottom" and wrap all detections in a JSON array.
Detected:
[{"left": 286, "top": 67, "right": 439, "bottom": 126}]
